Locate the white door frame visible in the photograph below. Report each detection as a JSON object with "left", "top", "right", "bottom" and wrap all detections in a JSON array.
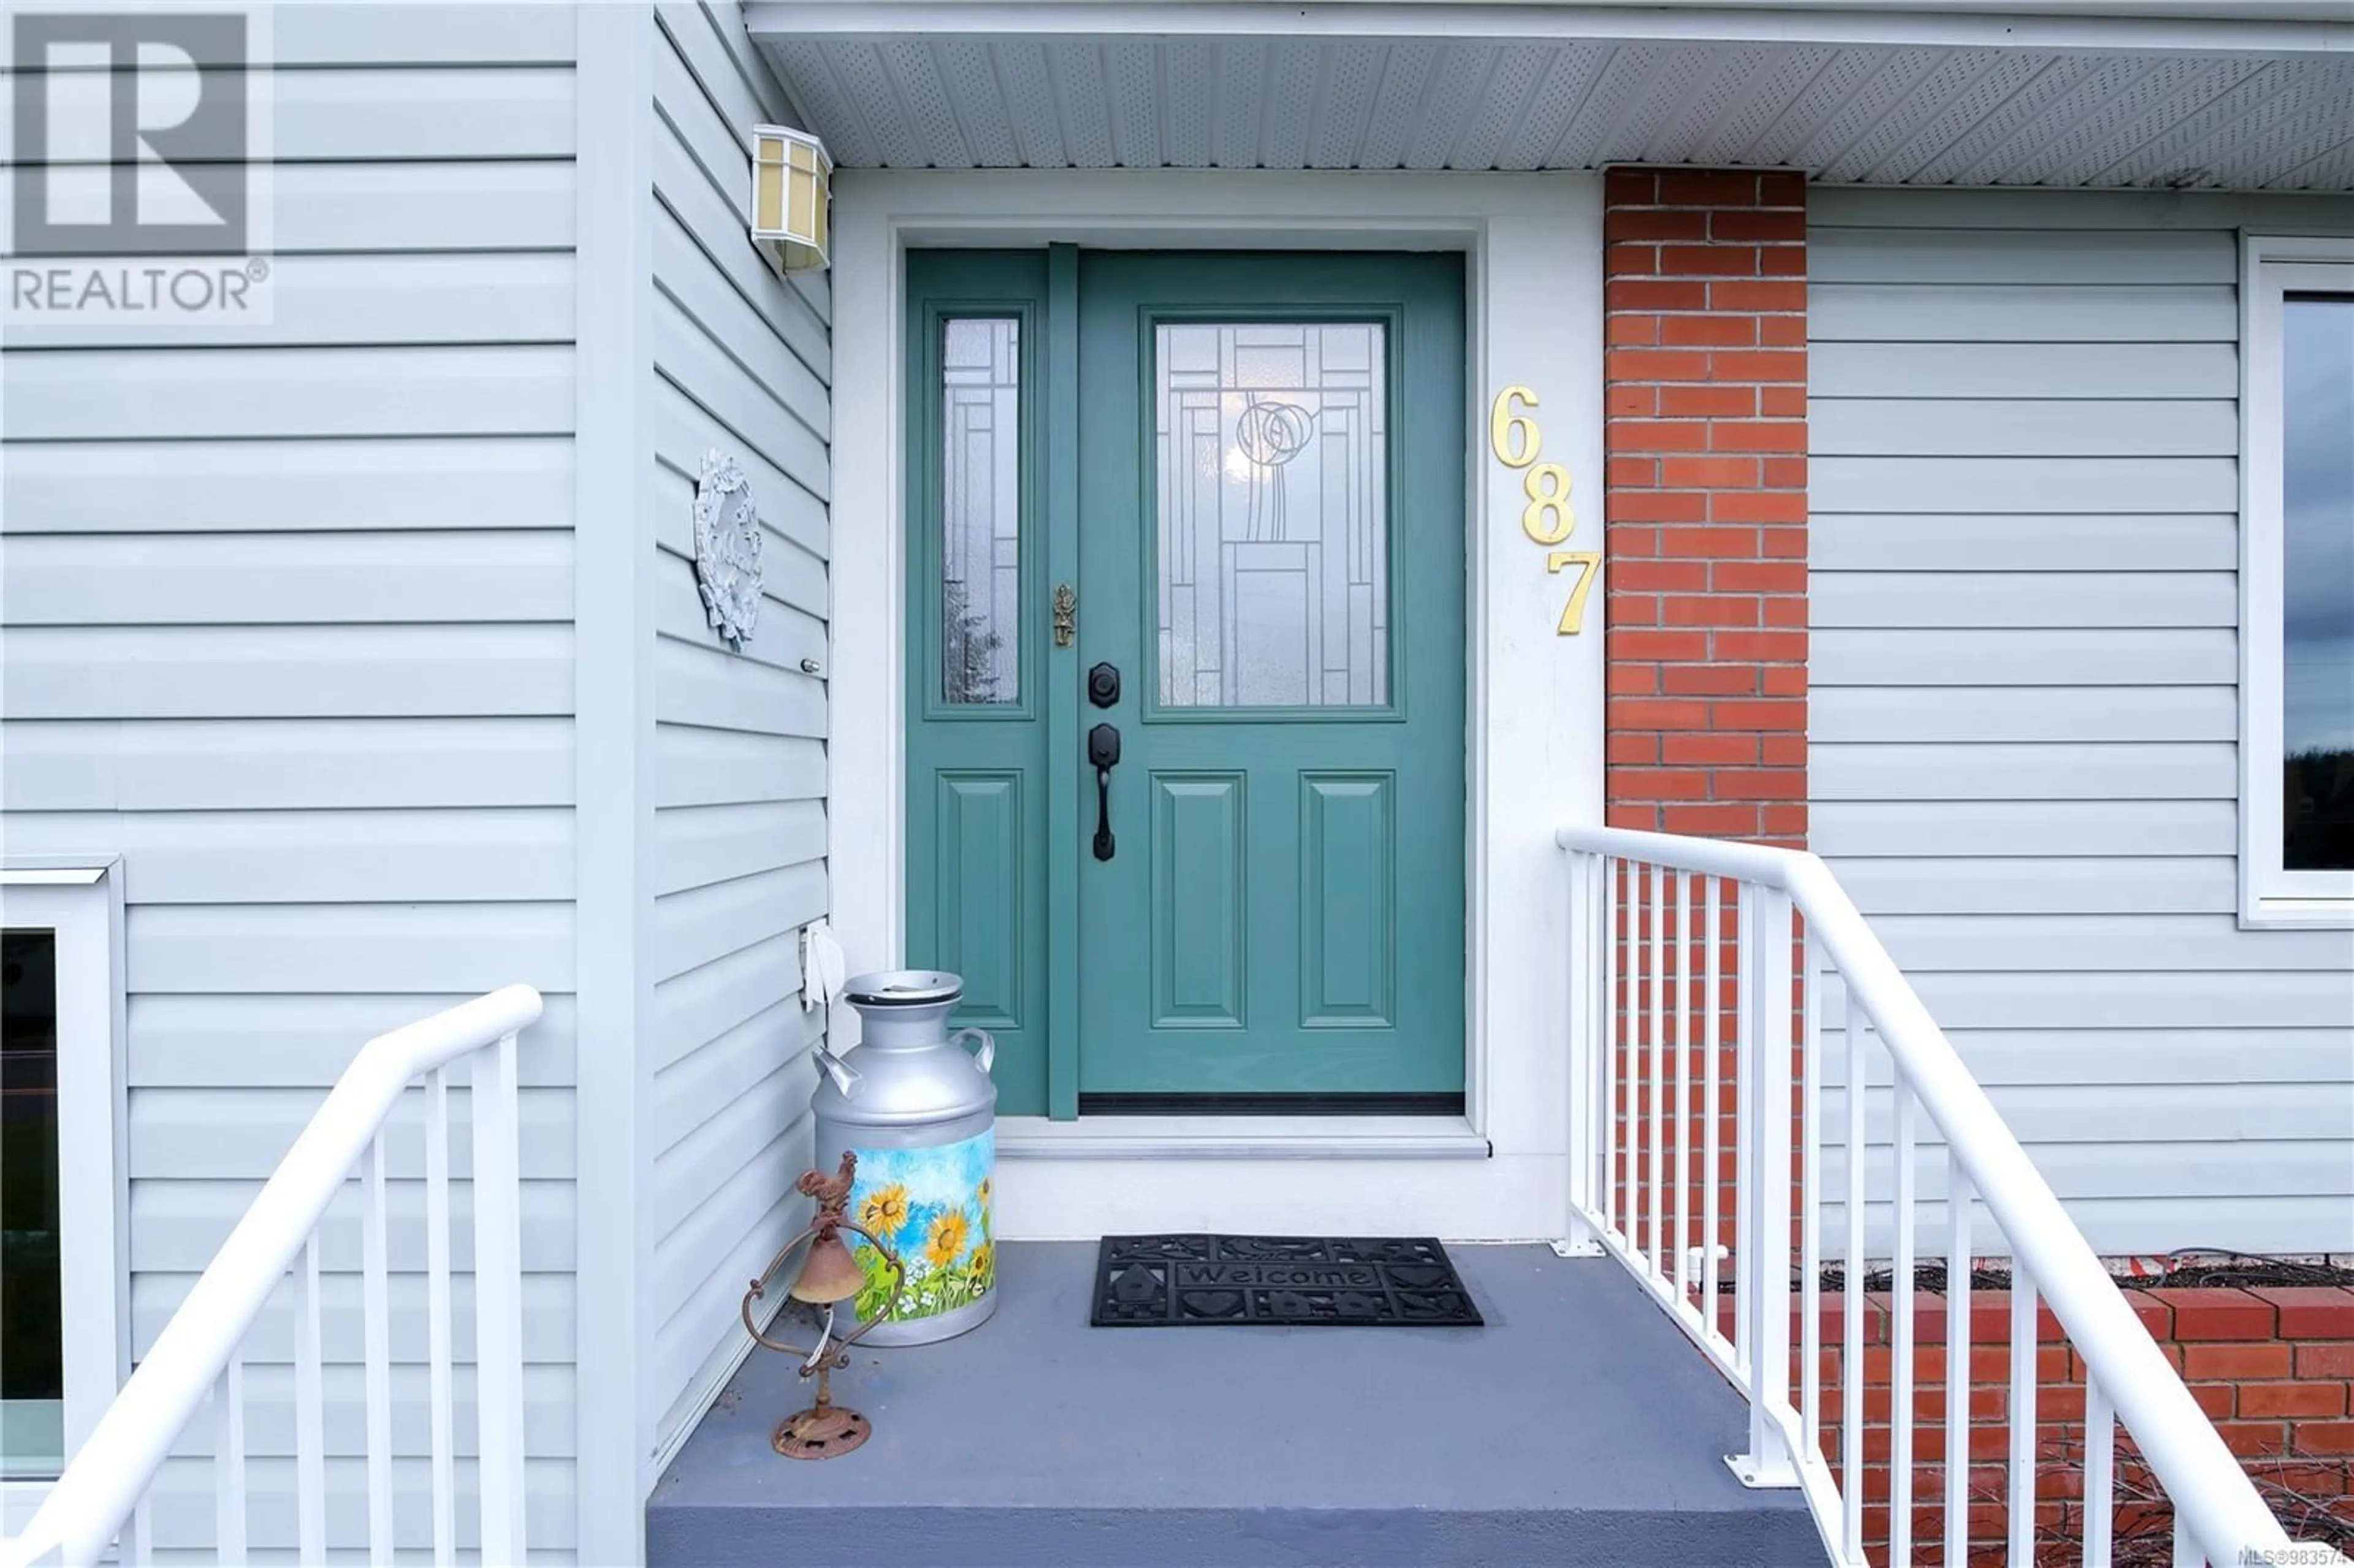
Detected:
[{"left": 827, "top": 169, "right": 1604, "bottom": 1239}]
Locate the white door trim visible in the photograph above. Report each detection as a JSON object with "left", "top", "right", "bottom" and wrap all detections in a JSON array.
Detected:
[{"left": 828, "top": 169, "right": 1604, "bottom": 1239}]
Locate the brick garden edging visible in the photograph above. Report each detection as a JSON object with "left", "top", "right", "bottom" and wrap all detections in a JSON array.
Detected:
[{"left": 1805, "top": 1282, "right": 2354, "bottom": 1561}]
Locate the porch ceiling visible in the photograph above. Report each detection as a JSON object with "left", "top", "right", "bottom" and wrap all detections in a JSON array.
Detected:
[{"left": 750, "top": 21, "right": 2354, "bottom": 190}]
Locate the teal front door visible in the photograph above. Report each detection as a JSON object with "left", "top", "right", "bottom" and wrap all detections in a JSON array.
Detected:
[{"left": 905, "top": 249, "right": 1466, "bottom": 1117}]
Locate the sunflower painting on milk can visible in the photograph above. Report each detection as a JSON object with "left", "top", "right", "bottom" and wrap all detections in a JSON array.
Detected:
[{"left": 845, "top": 1129, "right": 995, "bottom": 1323}]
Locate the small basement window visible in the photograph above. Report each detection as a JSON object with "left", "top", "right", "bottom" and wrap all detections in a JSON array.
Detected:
[
  {"left": 2241, "top": 238, "right": 2354, "bottom": 927},
  {"left": 0, "top": 867, "right": 122, "bottom": 1527}
]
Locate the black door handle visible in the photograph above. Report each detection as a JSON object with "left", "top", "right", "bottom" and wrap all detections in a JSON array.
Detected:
[{"left": 1088, "top": 723, "right": 1121, "bottom": 861}]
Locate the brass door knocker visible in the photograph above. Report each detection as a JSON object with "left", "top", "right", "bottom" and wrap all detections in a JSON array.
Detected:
[{"left": 741, "top": 1152, "right": 905, "bottom": 1458}]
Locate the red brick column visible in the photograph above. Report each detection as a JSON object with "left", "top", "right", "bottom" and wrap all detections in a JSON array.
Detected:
[{"left": 1602, "top": 167, "right": 1808, "bottom": 848}]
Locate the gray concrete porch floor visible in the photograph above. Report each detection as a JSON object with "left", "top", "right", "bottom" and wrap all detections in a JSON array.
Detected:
[{"left": 647, "top": 1243, "right": 1824, "bottom": 1567}]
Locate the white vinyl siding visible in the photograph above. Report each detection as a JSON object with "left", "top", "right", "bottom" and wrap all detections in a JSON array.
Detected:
[
  {"left": 0, "top": 7, "right": 581, "bottom": 1556},
  {"left": 642, "top": 2, "right": 832, "bottom": 1463},
  {"left": 1810, "top": 186, "right": 2354, "bottom": 1257}
]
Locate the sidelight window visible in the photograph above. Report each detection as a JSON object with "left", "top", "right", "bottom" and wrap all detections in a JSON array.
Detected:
[{"left": 940, "top": 316, "right": 1024, "bottom": 706}]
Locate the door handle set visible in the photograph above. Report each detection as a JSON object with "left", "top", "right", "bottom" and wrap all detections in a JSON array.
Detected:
[
  {"left": 1083, "top": 663, "right": 1122, "bottom": 860},
  {"left": 1088, "top": 721, "right": 1121, "bottom": 861}
]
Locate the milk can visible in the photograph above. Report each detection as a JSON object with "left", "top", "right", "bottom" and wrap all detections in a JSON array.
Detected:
[{"left": 810, "top": 970, "right": 998, "bottom": 1345}]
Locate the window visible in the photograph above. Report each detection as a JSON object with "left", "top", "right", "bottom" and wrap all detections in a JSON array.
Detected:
[
  {"left": 0, "top": 867, "right": 121, "bottom": 1523},
  {"left": 2242, "top": 238, "right": 2354, "bottom": 926},
  {"left": 940, "top": 316, "right": 1023, "bottom": 706}
]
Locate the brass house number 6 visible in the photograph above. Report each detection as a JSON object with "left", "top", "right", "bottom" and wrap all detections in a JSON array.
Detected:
[{"left": 1489, "top": 386, "right": 1600, "bottom": 636}]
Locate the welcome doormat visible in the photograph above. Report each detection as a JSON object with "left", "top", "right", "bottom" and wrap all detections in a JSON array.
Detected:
[{"left": 1089, "top": 1234, "right": 1484, "bottom": 1327}]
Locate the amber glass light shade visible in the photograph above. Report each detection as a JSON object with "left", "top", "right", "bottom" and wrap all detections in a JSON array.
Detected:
[{"left": 751, "top": 124, "right": 832, "bottom": 274}]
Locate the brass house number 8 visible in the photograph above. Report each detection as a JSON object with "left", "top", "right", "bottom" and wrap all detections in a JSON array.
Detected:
[{"left": 1489, "top": 386, "right": 1600, "bottom": 636}]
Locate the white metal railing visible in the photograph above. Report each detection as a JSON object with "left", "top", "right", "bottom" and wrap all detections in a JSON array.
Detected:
[
  {"left": 6, "top": 986, "right": 543, "bottom": 1568},
  {"left": 1557, "top": 826, "right": 2309, "bottom": 1568}
]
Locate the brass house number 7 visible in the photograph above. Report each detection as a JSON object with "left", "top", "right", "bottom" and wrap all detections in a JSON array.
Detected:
[{"left": 1489, "top": 386, "right": 1601, "bottom": 636}]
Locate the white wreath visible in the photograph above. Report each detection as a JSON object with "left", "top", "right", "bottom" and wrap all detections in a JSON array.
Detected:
[{"left": 693, "top": 451, "right": 764, "bottom": 649}]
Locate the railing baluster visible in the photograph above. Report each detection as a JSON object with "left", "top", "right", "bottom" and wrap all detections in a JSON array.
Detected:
[
  {"left": 294, "top": 1233, "right": 326, "bottom": 1564},
  {"left": 1601, "top": 857, "right": 1619, "bottom": 1233},
  {"left": 1946, "top": 1159, "right": 1975, "bottom": 1568},
  {"left": 212, "top": 1355, "right": 245, "bottom": 1564},
  {"left": 1733, "top": 879, "right": 1754, "bottom": 1370},
  {"left": 1892, "top": 1083, "right": 1919, "bottom": 1568},
  {"left": 1674, "top": 870, "right": 1693, "bottom": 1302},
  {"left": 1626, "top": 861, "right": 1644, "bottom": 1254},
  {"left": 473, "top": 1030, "right": 528, "bottom": 1568},
  {"left": 1634, "top": 861, "right": 1651, "bottom": 1257},
  {"left": 1567, "top": 854, "right": 1594, "bottom": 1230},
  {"left": 1599, "top": 857, "right": 1619, "bottom": 1242},
  {"left": 2009, "top": 1273, "right": 2040, "bottom": 1567},
  {"left": 1648, "top": 860, "right": 1666, "bottom": 1276},
  {"left": 2086, "top": 1377, "right": 2116, "bottom": 1566},
  {"left": 1842, "top": 995, "right": 1867, "bottom": 1562},
  {"left": 363, "top": 1129, "right": 395, "bottom": 1565},
  {"left": 1801, "top": 927, "right": 1823, "bottom": 1474},
  {"left": 2173, "top": 1510, "right": 2203, "bottom": 1567},
  {"left": 1743, "top": 885, "right": 1795, "bottom": 1482},
  {"left": 1704, "top": 875, "right": 1723, "bottom": 1330},
  {"left": 1629, "top": 861, "right": 1648, "bottom": 1252},
  {"left": 427, "top": 1064, "right": 457, "bottom": 1567}
]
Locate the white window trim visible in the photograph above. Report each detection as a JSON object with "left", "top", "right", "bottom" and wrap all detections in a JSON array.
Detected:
[
  {"left": 2239, "top": 235, "right": 2354, "bottom": 928},
  {"left": 0, "top": 862, "right": 126, "bottom": 1531},
  {"left": 2239, "top": 236, "right": 2354, "bottom": 927}
]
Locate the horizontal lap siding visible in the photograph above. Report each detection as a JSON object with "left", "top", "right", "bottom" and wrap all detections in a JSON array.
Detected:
[
  {"left": 0, "top": 7, "right": 581, "bottom": 1554},
  {"left": 1808, "top": 187, "right": 2354, "bottom": 1257},
  {"left": 642, "top": 1, "right": 832, "bottom": 1463}
]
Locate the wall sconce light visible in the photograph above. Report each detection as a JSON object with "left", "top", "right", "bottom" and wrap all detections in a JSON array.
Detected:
[{"left": 750, "top": 124, "right": 832, "bottom": 275}]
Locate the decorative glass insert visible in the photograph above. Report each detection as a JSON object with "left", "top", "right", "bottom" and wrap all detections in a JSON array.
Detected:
[
  {"left": 1155, "top": 322, "right": 1389, "bottom": 708},
  {"left": 940, "top": 318, "right": 1021, "bottom": 705},
  {"left": 2, "top": 929, "right": 63, "bottom": 1479},
  {"left": 2282, "top": 294, "right": 2354, "bottom": 871}
]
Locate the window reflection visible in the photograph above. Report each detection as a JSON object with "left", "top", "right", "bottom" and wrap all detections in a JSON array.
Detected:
[
  {"left": 2282, "top": 295, "right": 2354, "bottom": 872},
  {"left": 1, "top": 929, "right": 63, "bottom": 1478}
]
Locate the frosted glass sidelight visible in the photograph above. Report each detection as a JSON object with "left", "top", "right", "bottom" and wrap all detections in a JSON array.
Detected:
[
  {"left": 1155, "top": 322, "right": 1389, "bottom": 708},
  {"left": 942, "top": 318, "right": 1021, "bottom": 704},
  {"left": 2282, "top": 294, "right": 2353, "bottom": 870}
]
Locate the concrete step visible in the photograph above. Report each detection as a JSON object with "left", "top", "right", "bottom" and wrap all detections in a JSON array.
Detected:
[{"left": 648, "top": 1242, "right": 1827, "bottom": 1567}]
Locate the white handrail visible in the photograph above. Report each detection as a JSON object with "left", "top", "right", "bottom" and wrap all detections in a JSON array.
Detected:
[
  {"left": 1557, "top": 826, "right": 2302, "bottom": 1567},
  {"left": 9, "top": 984, "right": 543, "bottom": 1568}
]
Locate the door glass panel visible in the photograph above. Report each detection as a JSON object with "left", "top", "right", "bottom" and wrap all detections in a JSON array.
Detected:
[
  {"left": 2282, "top": 294, "right": 2354, "bottom": 870},
  {"left": 941, "top": 317, "right": 1021, "bottom": 705},
  {"left": 1, "top": 929, "right": 63, "bottom": 1478},
  {"left": 1154, "top": 322, "right": 1388, "bottom": 708}
]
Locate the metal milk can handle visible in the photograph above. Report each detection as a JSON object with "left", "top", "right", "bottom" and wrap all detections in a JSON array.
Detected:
[
  {"left": 812, "top": 1043, "right": 862, "bottom": 1096},
  {"left": 950, "top": 1026, "right": 996, "bottom": 1075}
]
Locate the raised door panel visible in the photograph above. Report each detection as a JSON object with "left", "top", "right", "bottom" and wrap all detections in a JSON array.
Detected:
[
  {"left": 932, "top": 773, "right": 1023, "bottom": 1028},
  {"left": 1149, "top": 773, "right": 1246, "bottom": 1030},
  {"left": 1300, "top": 773, "right": 1395, "bottom": 1029}
]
